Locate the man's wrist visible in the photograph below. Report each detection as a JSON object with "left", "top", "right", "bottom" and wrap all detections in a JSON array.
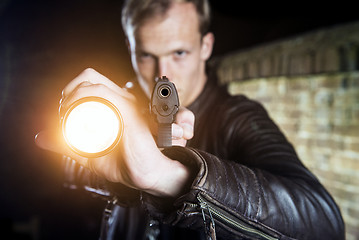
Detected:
[{"left": 145, "top": 154, "right": 192, "bottom": 198}]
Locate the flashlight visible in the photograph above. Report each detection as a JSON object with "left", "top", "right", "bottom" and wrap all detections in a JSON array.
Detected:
[{"left": 62, "top": 97, "right": 123, "bottom": 157}]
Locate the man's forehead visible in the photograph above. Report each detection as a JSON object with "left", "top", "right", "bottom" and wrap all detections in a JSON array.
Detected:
[
  {"left": 135, "top": 3, "right": 199, "bottom": 36},
  {"left": 133, "top": 2, "right": 201, "bottom": 49},
  {"left": 140, "top": 2, "right": 199, "bottom": 27}
]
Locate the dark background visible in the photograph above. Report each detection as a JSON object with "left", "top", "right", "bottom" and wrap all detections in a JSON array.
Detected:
[{"left": 0, "top": 0, "right": 358, "bottom": 239}]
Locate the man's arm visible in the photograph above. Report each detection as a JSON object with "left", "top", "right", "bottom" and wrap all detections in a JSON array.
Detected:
[
  {"left": 35, "top": 68, "right": 195, "bottom": 198},
  {"left": 141, "top": 95, "right": 345, "bottom": 240}
]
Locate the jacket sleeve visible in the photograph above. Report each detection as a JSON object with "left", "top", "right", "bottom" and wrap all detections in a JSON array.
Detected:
[
  {"left": 62, "top": 156, "right": 141, "bottom": 207},
  {"left": 142, "top": 96, "right": 345, "bottom": 240}
]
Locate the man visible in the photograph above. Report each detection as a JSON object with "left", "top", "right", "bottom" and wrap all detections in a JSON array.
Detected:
[{"left": 35, "top": 0, "right": 345, "bottom": 239}]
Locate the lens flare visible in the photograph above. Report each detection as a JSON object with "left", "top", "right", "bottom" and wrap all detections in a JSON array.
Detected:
[{"left": 62, "top": 97, "right": 122, "bottom": 157}]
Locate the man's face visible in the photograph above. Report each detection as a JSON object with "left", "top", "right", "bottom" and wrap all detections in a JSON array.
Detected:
[{"left": 127, "top": 2, "right": 214, "bottom": 107}]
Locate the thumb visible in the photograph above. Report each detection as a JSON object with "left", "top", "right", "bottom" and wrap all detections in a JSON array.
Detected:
[
  {"left": 35, "top": 129, "right": 95, "bottom": 168},
  {"left": 35, "top": 129, "right": 64, "bottom": 154}
]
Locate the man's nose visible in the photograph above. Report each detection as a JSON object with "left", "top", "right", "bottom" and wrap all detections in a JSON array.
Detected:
[{"left": 157, "top": 58, "right": 171, "bottom": 78}]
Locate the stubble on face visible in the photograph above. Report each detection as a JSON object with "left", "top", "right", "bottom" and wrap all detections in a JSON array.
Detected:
[{"left": 128, "top": 2, "right": 208, "bottom": 107}]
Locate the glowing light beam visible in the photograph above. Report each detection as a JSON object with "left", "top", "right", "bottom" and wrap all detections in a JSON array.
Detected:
[{"left": 62, "top": 97, "right": 123, "bottom": 157}]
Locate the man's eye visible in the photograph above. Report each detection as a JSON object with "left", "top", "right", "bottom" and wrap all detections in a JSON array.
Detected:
[
  {"left": 138, "top": 52, "right": 152, "bottom": 59},
  {"left": 174, "top": 51, "right": 187, "bottom": 58}
]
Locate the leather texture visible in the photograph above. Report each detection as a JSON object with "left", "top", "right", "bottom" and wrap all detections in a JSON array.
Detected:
[
  {"left": 63, "top": 68, "right": 345, "bottom": 239},
  {"left": 142, "top": 70, "right": 345, "bottom": 239}
]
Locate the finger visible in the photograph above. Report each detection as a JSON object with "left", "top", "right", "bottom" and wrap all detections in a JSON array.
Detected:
[
  {"left": 172, "top": 124, "right": 184, "bottom": 139},
  {"left": 179, "top": 122, "right": 194, "bottom": 140},
  {"left": 34, "top": 130, "right": 63, "bottom": 153},
  {"left": 59, "top": 81, "right": 92, "bottom": 117},
  {"left": 171, "top": 123, "right": 192, "bottom": 147},
  {"left": 60, "top": 83, "right": 127, "bottom": 117},
  {"left": 175, "top": 107, "right": 195, "bottom": 140},
  {"left": 172, "top": 138, "right": 187, "bottom": 147},
  {"left": 61, "top": 82, "right": 135, "bottom": 118},
  {"left": 171, "top": 124, "right": 187, "bottom": 147},
  {"left": 62, "top": 68, "right": 123, "bottom": 98},
  {"left": 35, "top": 130, "right": 89, "bottom": 167}
]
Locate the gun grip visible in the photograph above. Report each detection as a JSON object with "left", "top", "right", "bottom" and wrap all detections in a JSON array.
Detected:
[
  {"left": 150, "top": 76, "right": 179, "bottom": 148},
  {"left": 157, "top": 123, "right": 172, "bottom": 148}
]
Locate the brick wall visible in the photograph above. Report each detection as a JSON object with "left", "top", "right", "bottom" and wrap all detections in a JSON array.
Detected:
[{"left": 215, "top": 21, "right": 359, "bottom": 240}]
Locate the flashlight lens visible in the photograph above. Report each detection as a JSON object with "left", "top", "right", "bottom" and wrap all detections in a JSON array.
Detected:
[{"left": 64, "top": 100, "right": 121, "bottom": 155}]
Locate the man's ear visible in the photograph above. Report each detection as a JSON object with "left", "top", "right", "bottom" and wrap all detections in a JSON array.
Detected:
[{"left": 200, "top": 32, "right": 215, "bottom": 61}]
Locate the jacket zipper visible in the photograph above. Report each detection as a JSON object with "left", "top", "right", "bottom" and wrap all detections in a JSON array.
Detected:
[{"left": 197, "top": 194, "right": 278, "bottom": 240}]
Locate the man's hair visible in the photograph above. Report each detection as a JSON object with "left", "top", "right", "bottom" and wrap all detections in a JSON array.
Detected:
[{"left": 121, "top": 0, "right": 211, "bottom": 37}]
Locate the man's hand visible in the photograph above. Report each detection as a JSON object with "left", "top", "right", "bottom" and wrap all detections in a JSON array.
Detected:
[
  {"left": 172, "top": 107, "right": 194, "bottom": 147},
  {"left": 35, "top": 68, "right": 195, "bottom": 198}
]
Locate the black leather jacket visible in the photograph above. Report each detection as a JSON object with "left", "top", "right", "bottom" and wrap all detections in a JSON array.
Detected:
[{"left": 63, "top": 69, "right": 345, "bottom": 240}]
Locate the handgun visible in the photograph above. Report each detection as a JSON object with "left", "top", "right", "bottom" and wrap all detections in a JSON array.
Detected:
[{"left": 150, "top": 76, "right": 179, "bottom": 148}]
